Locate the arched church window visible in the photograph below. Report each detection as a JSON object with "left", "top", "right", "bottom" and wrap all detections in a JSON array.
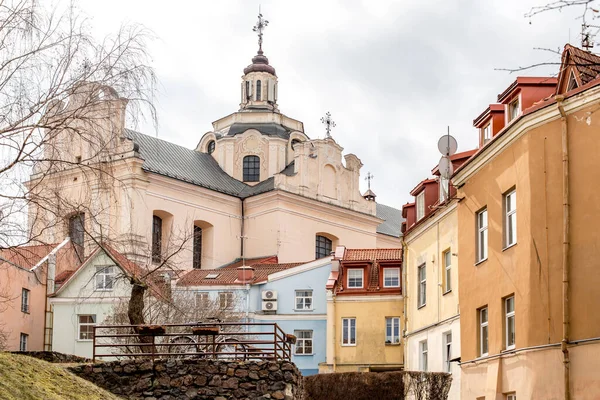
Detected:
[
  {"left": 291, "top": 139, "right": 302, "bottom": 150},
  {"left": 243, "top": 155, "right": 260, "bottom": 182},
  {"left": 207, "top": 140, "right": 215, "bottom": 154},
  {"left": 193, "top": 225, "right": 202, "bottom": 269},
  {"left": 256, "top": 80, "right": 262, "bottom": 101},
  {"left": 245, "top": 81, "right": 251, "bottom": 99},
  {"left": 315, "top": 235, "right": 332, "bottom": 259},
  {"left": 152, "top": 215, "right": 162, "bottom": 264}
]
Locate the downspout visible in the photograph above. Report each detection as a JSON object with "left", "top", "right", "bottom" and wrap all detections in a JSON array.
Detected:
[
  {"left": 240, "top": 198, "right": 245, "bottom": 265},
  {"left": 332, "top": 293, "right": 337, "bottom": 372},
  {"left": 556, "top": 95, "right": 570, "bottom": 400},
  {"left": 401, "top": 237, "right": 408, "bottom": 369}
]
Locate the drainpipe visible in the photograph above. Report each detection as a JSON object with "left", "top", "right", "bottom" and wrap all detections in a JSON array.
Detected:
[
  {"left": 240, "top": 199, "right": 245, "bottom": 265},
  {"left": 332, "top": 293, "right": 337, "bottom": 372},
  {"left": 401, "top": 237, "right": 408, "bottom": 369},
  {"left": 43, "top": 254, "right": 56, "bottom": 351},
  {"left": 556, "top": 95, "right": 570, "bottom": 400}
]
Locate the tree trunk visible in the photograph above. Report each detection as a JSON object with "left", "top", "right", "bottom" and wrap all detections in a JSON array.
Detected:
[{"left": 128, "top": 280, "right": 154, "bottom": 352}]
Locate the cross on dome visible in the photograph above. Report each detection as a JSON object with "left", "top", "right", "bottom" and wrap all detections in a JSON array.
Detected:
[
  {"left": 321, "top": 112, "right": 336, "bottom": 138},
  {"left": 253, "top": 7, "right": 269, "bottom": 54}
]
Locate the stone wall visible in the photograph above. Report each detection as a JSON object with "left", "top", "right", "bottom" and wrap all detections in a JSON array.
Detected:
[
  {"left": 11, "top": 351, "right": 91, "bottom": 363},
  {"left": 69, "top": 359, "right": 302, "bottom": 400}
]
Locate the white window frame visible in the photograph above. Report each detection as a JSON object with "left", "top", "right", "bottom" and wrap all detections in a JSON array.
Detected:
[
  {"left": 508, "top": 95, "right": 521, "bottom": 123},
  {"left": 476, "top": 209, "right": 488, "bottom": 263},
  {"left": 294, "top": 330, "right": 313, "bottom": 355},
  {"left": 21, "top": 288, "right": 30, "bottom": 313},
  {"left": 195, "top": 292, "right": 209, "bottom": 309},
  {"left": 504, "top": 190, "right": 517, "bottom": 248},
  {"left": 78, "top": 314, "right": 96, "bottom": 341},
  {"left": 383, "top": 268, "right": 400, "bottom": 288},
  {"left": 95, "top": 266, "right": 115, "bottom": 291},
  {"left": 416, "top": 191, "right": 425, "bottom": 220},
  {"left": 295, "top": 290, "right": 313, "bottom": 310},
  {"left": 341, "top": 317, "right": 356, "bottom": 346},
  {"left": 443, "top": 250, "right": 452, "bottom": 293},
  {"left": 444, "top": 332, "right": 453, "bottom": 373},
  {"left": 482, "top": 122, "right": 492, "bottom": 144},
  {"left": 19, "top": 333, "right": 28, "bottom": 351},
  {"left": 506, "top": 296, "right": 516, "bottom": 350},
  {"left": 347, "top": 269, "right": 363, "bottom": 289},
  {"left": 506, "top": 394, "right": 516, "bottom": 400},
  {"left": 480, "top": 307, "right": 489, "bottom": 356},
  {"left": 385, "top": 317, "right": 401, "bottom": 344},
  {"left": 418, "top": 263, "right": 426, "bottom": 308},
  {"left": 219, "top": 291, "right": 234, "bottom": 309},
  {"left": 419, "top": 340, "right": 428, "bottom": 371}
]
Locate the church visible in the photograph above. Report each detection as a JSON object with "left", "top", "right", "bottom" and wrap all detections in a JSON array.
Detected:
[{"left": 27, "top": 14, "right": 402, "bottom": 272}]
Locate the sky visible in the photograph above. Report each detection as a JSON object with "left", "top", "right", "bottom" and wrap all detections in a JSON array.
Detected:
[{"left": 73, "top": 0, "right": 584, "bottom": 209}]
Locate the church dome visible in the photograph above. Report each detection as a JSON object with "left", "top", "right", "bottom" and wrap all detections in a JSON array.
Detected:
[{"left": 244, "top": 51, "right": 276, "bottom": 76}]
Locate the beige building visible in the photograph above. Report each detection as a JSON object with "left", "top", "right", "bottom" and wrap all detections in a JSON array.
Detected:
[
  {"left": 26, "top": 32, "right": 402, "bottom": 273},
  {"left": 455, "top": 44, "right": 600, "bottom": 399}
]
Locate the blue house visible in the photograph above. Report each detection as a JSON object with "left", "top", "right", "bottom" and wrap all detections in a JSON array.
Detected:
[{"left": 176, "top": 257, "right": 332, "bottom": 375}]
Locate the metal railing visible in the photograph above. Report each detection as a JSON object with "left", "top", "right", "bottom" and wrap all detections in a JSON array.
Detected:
[{"left": 92, "top": 322, "right": 295, "bottom": 362}]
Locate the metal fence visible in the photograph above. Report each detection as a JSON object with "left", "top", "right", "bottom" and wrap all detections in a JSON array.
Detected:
[{"left": 92, "top": 322, "right": 295, "bottom": 362}]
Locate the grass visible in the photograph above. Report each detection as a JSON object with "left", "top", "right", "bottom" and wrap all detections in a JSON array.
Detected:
[{"left": 0, "top": 352, "right": 120, "bottom": 400}]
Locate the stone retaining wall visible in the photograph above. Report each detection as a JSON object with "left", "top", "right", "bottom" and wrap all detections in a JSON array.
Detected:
[
  {"left": 11, "top": 351, "right": 91, "bottom": 363},
  {"left": 69, "top": 359, "right": 302, "bottom": 400}
]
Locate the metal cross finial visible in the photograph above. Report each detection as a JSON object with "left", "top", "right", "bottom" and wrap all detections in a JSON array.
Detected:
[
  {"left": 321, "top": 112, "right": 336, "bottom": 138},
  {"left": 365, "top": 172, "right": 374, "bottom": 190},
  {"left": 253, "top": 7, "right": 269, "bottom": 53}
]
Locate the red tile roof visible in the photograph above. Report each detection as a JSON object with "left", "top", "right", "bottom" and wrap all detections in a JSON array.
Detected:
[
  {"left": 55, "top": 270, "right": 75, "bottom": 284},
  {"left": 176, "top": 262, "right": 305, "bottom": 287},
  {"left": 560, "top": 44, "right": 600, "bottom": 87},
  {"left": 341, "top": 248, "right": 403, "bottom": 262},
  {"left": 219, "top": 255, "right": 278, "bottom": 269}
]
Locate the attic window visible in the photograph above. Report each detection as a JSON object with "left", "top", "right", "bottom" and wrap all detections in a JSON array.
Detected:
[
  {"left": 207, "top": 140, "right": 215, "bottom": 155},
  {"left": 567, "top": 71, "right": 579, "bottom": 91},
  {"left": 205, "top": 273, "right": 220, "bottom": 279},
  {"left": 508, "top": 97, "right": 520, "bottom": 122},
  {"left": 416, "top": 191, "right": 425, "bottom": 221},
  {"left": 482, "top": 123, "right": 491, "bottom": 145}
]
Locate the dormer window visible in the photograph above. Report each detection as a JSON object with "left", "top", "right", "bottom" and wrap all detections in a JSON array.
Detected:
[
  {"left": 256, "top": 80, "right": 262, "bottom": 101},
  {"left": 416, "top": 191, "right": 425, "bottom": 221},
  {"left": 508, "top": 97, "right": 520, "bottom": 122},
  {"left": 482, "top": 123, "right": 491, "bottom": 145},
  {"left": 207, "top": 140, "right": 215, "bottom": 155},
  {"left": 567, "top": 71, "right": 578, "bottom": 91}
]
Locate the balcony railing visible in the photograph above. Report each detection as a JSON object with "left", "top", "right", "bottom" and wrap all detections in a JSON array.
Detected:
[{"left": 92, "top": 322, "right": 295, "bottom": 363}]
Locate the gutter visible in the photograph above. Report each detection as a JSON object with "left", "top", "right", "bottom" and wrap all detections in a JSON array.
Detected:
[{"left": 556, "top": 95, "right": 571, "bottom": 400}]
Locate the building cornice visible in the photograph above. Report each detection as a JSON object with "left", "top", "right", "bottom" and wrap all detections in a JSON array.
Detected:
[
  {"left": 403, "top": 201, "right": 458, "bottom": 245},
  {"left": 330, "top": 294, "right": 403, "bottom": 302}
]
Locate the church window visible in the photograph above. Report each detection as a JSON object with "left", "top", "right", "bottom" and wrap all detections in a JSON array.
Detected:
[
  {"left": 243, "top": 155, "right": 260, "bottom": 182},
  {"left": 69, "top": 213, "right": 85, "bottom": 255},
  {"left": 193, "top": 225, "right": 202, "bottom": 269},
  {"left": 291, "top": 139, "right": 302, "bottom": 150},
  {"left": 207, "top": 140, "right": 215, "bottom": 154},
  {"left": 315, "top": 235, "right": 332, "bottom": 259},
  {"left": 256, "top": 80, "right": 262, "bottom": 101},
  {"left": 152, "top": 215, "right": 162, "bottom": 263},
  {"left": 245, "top": 81, "right": 251, "bottom": 99}
]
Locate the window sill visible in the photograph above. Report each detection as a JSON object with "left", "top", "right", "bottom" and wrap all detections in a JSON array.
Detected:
[
  {"left": 503, "top": 345, "right": 516, "bottom": 352},
  {"left": 442, "top": 289, "right": 452, "bottom": 296},
  {"left": 77, "top": 339, "right": 93, "bottom": 342},
  {"left": 475, "top": 258, "right": 488, "bottom": 267},
  {"left": 94, "top": 289, "right": 114, "bottom": 292},
  {"left": 294, "top": 353, "right": 315, "bottom": 356},
  {"left": 341, "top": 344, "right": 357, "bottom": 347},
  {"left": 417, "top": 304, "right": 426, "bottom": 310},
  {"left": 502, "top": 243, "right": 517, "bottom": 252},
  {"left": 383, "top": 285, "right": 401, "bottom": 289},
  {"left": 385, "top": 342, "right": 401, "bottom": 346},
  {"left": 21, "top": 310, "right": 30, "bottom": 314},
  {"left": 294, "top": 309, "right": 314, "bottom": 312}
]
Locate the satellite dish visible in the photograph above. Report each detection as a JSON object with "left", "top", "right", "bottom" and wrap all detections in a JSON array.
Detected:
[
  {"left": 438, "top": 156, "right": 454, "bottom": 179},
  {"left": 437, "top": 134, "right": 458, "bottom": 156}
]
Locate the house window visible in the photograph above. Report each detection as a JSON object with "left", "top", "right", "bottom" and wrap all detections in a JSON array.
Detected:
[
  {"left": 95, "top": 266, "right": 115, "bottom": 291},
  {"left": 21, "top": 288, "right": 30, "bottom": 313},
  {"left": 480, "top": 306, "right": 489, "bottom": 356},
  {"left": 152, "top": 215, "right": 162, "bottom": 263},
  {"left": 506, "top": 394, "right": 517, "bottom": 400},
  {"left": 243, "top": 155, "right": 260, "bottom": 182},
  {"left": 385, "top": 317, "right": 400, "bottom": 344},
  {"left": 443, "top": 250, "right": 452, "bottom": 293},
  {"left": 69, "top": 212, "right": 85, "bottom": 250},
  {"left": 195, "top": 292, "right": 209, "bottom": 309},
  {"left": 504, "top": 190, "right": 517, "bottom": 248},
  {"left": 567, "top": 71, "right": 578, "bottom": 91},
  {"left": 505, "top": 295, "right": 515, "bottom": 349},
  {"left": 444, "top": 332, "right": 453, "bottom": 373},
  {"left": 418, "top": 263, "right": 426, "bottom": 307},
  {"left": 207, "top": 140, "right": 215, "bottom": 154},
  {"left": 256, "top": 80, "right": 262, "bottom": 101},
  {"left": 342, "top": 318, "right": 356, "bottom": 346},
  {"left": 219, "top": 292, "right": 234, "bottom": 309},
  {"left": 347, "top": 269, "right": 363, "bottom": 288},
  {"left": 419, "top": 340, "right": 428, "bottom": 371},
  {"left": 294, "top": 330, "right": 313, "bottom": 355},
  {"left": 315, "top": 235, "right": 332, "bottom": 259},
  {"left": 416, "top": 191, "right": 425, "bottom": 220},
  {"left": 476, "top": 208, "right": 488, "bottom": 263},
  {"left": 482, "top": 123, "right": 491, "bottom": 144},
  {"left": 383, "top": 268, "right": 400, "bottom": 288},
  {"left": 295, "top": 290, "right": 313, "bottom": 310},
  {"left": 78, "top": 315, "right": 96, "bottom": 341},
  {"left": 19, "top": 333, "right": 28, "bottom": 351},
  {"left": 193, "top": 225, "right": 202, "bottom": 269},
  {"left": 508, "top": 97, "right": 520, "bottom": 122}
]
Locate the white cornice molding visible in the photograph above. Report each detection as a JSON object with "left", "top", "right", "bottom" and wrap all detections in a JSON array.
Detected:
[
  {"left": 333, "top": 294, "right": 404, "bottom": 302},
  {"left": 454, "top": 85, "right": 600, "bottom": 185}
]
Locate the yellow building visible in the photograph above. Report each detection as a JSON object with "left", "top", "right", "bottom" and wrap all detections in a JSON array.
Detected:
[
  {"left": 401, "top": 150, "right": 473, "bottom": 399},
  {"left": 320, "top": 248, "right": 404, "bottom": 373},
  {"left": 455, "top": 44, "right": 600, "bottom": 399}
]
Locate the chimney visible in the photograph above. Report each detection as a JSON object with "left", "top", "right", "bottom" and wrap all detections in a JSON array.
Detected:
[{"left": 237, "top": 266, "right": 255, "bottom": 283}]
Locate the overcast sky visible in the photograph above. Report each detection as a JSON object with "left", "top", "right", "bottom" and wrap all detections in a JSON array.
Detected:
[{"left": 76, "top": 0, "right": 583, "bottom": 209}]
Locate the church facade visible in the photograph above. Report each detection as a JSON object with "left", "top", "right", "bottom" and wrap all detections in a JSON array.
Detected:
[{"left": 26, "top": 28, "right": 402, "bottom": 273}]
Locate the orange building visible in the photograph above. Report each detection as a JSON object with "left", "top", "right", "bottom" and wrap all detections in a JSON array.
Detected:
[{"left": 455, "top": 44, "right": 600, "bottom": 399}]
